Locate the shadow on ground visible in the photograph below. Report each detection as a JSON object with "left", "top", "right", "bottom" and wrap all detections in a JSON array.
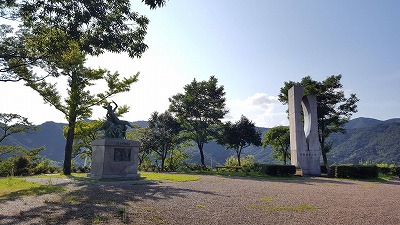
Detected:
[{"left": 0, "top": 178, "right": 219, "bottom": 225}]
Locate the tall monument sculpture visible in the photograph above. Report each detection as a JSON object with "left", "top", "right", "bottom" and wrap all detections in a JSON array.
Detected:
[
  {"left": 288, "top": 86, "right": 321, "bottom": 176},
  {"left": 88, "top": 101, "right": 140, "bottom": 179}
]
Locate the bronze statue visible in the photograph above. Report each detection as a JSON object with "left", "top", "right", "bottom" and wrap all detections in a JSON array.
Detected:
[{"left": 99, "top": 101, "right": 133, "bottom": 139}]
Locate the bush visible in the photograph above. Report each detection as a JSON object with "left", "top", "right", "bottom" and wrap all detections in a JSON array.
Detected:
[
  {"left": 320, "top": 165, "right": 328, "bottom": 174},
  {"left": 376, "top": 163, "right": 396, "bottom": 175},
  {"left": 253, "top": 163, "right": 296, "bottom": 176},
  {"left": 183, "top": 163, "right": 211, "bottom": 172},
  {"left": 330, "top": 165, "right": 379, "bottom": 179},
  {"left": 13, "top": 156, "right": 31, "bottom": 176},
  {"left": 32, "top": 159, "right": 60, "bottom": 175},
  {"left": 77, "top": 166, "right": 90, "bottom": 173},
  {"left": 0, "top": 160, "right": 14, "bottom": 177},
  {"left": 394, "top": 167, "right": 400, "bottom": 178},
  {"left": 222, "top": 155, "right": 254, "bottom": 172},
  {"left": 138, "top": 158, "right": 155, "bottom": 172}
]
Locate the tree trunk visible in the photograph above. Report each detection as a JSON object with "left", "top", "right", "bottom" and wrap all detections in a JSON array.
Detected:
[
  {"left": 161, "top": 157, "right": 165, "bottom": 172},
  {"left": 283, "top": 151, "right": 287, "bottom": 165},
  {"left": 197, "top": 142, "right": 205, "bottom": 168},
  {"left": 237, "top": 148, "right": 241, "bottom": 167},
  {"left": 63, "top": 115, "right": 77, "bottom": 175},
  {"left": 322, "top": 150, "right": 328, "bottom": 167}
]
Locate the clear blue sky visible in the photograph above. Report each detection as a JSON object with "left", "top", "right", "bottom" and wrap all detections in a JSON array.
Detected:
[{"left": 1, "top": 0, "right": 400, "bottom": 127}]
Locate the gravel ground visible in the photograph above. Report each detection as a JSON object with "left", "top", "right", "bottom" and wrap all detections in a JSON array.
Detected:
[{"left": 0, "top": 175, "right": 399, "bottom": 225}]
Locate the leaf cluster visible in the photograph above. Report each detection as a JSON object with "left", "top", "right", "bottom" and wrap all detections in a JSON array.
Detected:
[
  {"left": 262, "top": 126, "right": 290, "bottom": 164},
  {"left": 169, "top": 76, "right": 228, "bottom": 145},
  {"left": 218, "top": 115, "right": 262, "bottom": 153},
  {"left": 0, "top": 113, "right": 37, "bottom": 143}
]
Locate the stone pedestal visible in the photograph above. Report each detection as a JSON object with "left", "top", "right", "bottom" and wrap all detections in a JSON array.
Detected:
[{"left": 88, "top": 139, "right": 140, "bottom": 179}]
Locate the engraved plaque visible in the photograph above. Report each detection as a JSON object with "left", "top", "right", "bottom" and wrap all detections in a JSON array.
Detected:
[{"left": 114, "top": 148, "right": 131, "bottom": 161}]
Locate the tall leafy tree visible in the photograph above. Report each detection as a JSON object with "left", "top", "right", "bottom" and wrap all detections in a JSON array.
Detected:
[
  {"left": 139, "top": 111, "right": 182, "bottom": 171},
  {"left": 278, "top": 75, "right": 359, "bottom": 166},
  {"left": 262, "top": 126, "right": 291, "bottom": 165},
  {"left": 218, "top": 115, "right": 261, "bottom": 166},
  {"left": 0, "top": 0, "right": 166, "bottom": 174},
  {"left": 169, "top": 76, "right": 228, "bottom": 167}
]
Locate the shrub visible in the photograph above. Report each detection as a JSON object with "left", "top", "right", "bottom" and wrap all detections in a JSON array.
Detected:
[
  {"left": 376, "top": 163, "right": 396, "bottom": 175},
  {"left": 77, "top": 166, "right": 91, "bottom": 173},
  {"left": 0, "top": 160, "right": 14, "bottom": 177},
  {"left": 394, "top": 167, "right": 400, "bottom": 178},
  {"left": 13, "top": 156, "right": 31, "bottom": 176},
  {"left": 183, "top": 163, "right": 211, "bottom": 172},
  {"left": 32, "top": 159, "right": 60, "bottom": 175},
  {"left": 138, "top": 158, "right": 155, "bottom": 172},
  {"left": 320, "top": 165, "right": 328, "bottom": 174},
  {"left": 253, "top": 163, "right": 296, "bottom": 176},
  {"left": 223, "top": 155, "right": 254, "bottom": 172},
  {"left": 330, "top": 165, "right": 379, "bottom": 179}
]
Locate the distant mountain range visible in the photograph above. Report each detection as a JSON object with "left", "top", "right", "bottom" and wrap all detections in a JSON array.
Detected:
[{"left": 1, "top": 117, "right": 400, "bottom": 165}]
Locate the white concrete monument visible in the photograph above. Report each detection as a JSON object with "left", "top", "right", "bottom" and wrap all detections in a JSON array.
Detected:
[{"left": 288, "top": 86, "right": 321, "bottom": 176}]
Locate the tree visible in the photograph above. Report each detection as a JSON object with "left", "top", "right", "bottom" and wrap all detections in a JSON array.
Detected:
[
  {"left": 127, "top": 127, "right": 153, "bottom": 166},
  {"left": 0, "top": 113, "right": 44, "bottom": 176},
  {"left": 0, "top": 0, "right": 166, "bottom": 174},
  {"left": 262, "top": 126, "right": 290, "bottom": 165},
  {"left": 218, "top": 115, "right": 261, "bottom": 166},
  {"left": 0, "top": 0, "right": 167, "bottom": 82},
  {"left": 278, "top": 75, "right": 359, "bottom": 166},
  {"left": 169, "top": 76, "right": 228, "bottom": 167},
  {"left": 137, "top": 111, "right": 182, "bottom": 171},
  {"left": 0, "top": 113, "right": 37, "bottom": 143}
]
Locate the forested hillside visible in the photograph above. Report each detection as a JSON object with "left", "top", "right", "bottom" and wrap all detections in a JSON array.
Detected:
[
  {"left": 328, "top": 118, "right": 400, "bottom": 164},
  {"left": 2, "top": 118, "right": 400, "bottom": 165}
]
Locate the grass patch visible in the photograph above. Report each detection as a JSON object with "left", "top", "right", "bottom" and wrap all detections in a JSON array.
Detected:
[
  {"left": 30, "top": 173, "right": 88, "bottom": 179},
  {"left": 260, "top": 197, "right": 274, "bottom": 203},
  {"left": 140, "top": 172, "right": 200, "bottom": 182},
  {"left": 0, "top": 177, "right": 65, "bottom": 200}
]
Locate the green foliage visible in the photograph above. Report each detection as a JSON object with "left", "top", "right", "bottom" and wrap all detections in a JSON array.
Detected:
[
  {"left": 224, "top": 155, "right": 254, "bottom": 171},
  {"left": 253, "top": 163, "right": 296, "bottom": 176},
  {"left": 63, "top": 120, "right": 103, "bottom": 159},
  {"left": 0, "top": 113, "right": 38, "bottom": 143},
  {"left": 169, "top": 76, "right": 228, "bottom": 167},
  {"left": 1, "top": 0, "right": 167, "bottom": 175},
  {"left": 32, "top": 159, "right": 60, "bottom": 175},
  {"left": 330, "top": 165, "right": 379, "bottom": 179},
  {"left": 0, "top": 146, "right": 59, "bottom": 177},
  {"left": 137, "top": 111, "right": 183, "bottom": 171},
  {"left": 0, "top": 160, "right": 13, "bottom": 176},
  {"left": 165, "top": 149, "right": 190, "bottom": 172},
  {"left": 262, "top": 126, "right": 290, "bottom": 165},
  {"left": 218, "top": 116, "right": 261, "bottom": 166},
  {"left": 12, "top": 156, "right": 31, "bottom": 176},
  {"left": 279, "top": 75, "right": 359, "bottom": 166},
  {"left": 395, "top": 167, "right": 400, "bottom": 178}
]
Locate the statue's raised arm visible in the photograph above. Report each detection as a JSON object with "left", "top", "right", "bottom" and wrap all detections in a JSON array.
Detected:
[{"left": 99, "top": 101, "right": 133, "bottom": 139}]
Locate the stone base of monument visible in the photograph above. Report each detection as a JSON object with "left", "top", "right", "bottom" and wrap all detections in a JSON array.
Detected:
[{"left": 88, "top": 139, "right": 140, "bottom": 180}]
